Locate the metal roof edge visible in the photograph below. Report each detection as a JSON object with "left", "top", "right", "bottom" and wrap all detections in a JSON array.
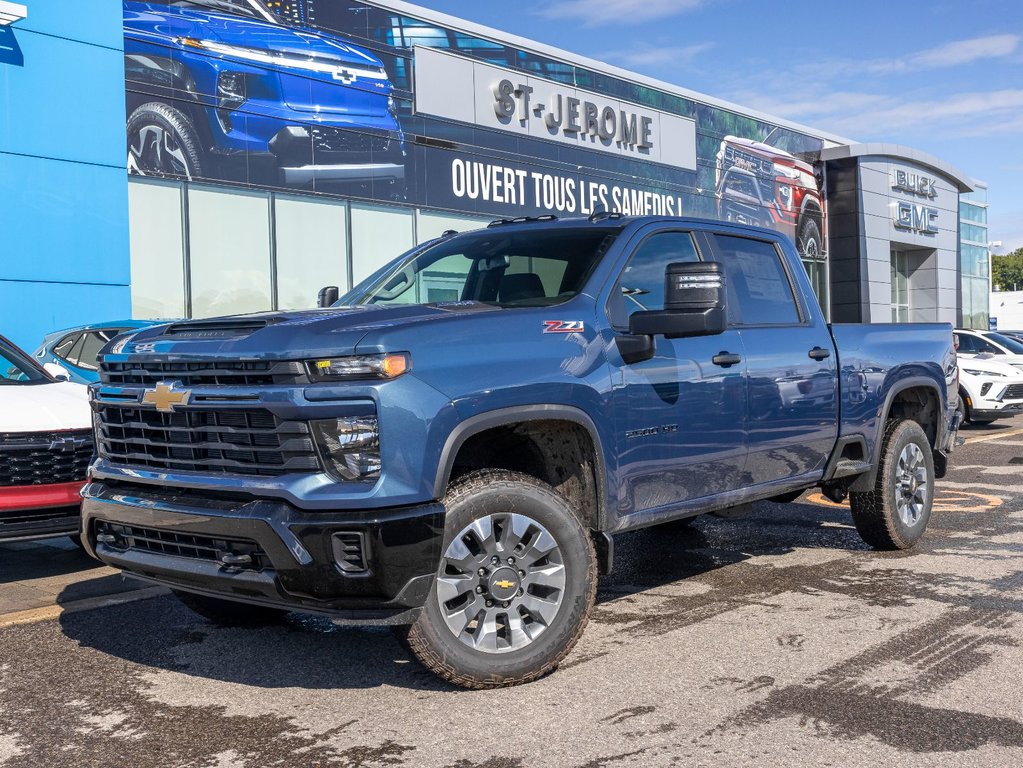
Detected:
[{"left": 820, "top": 143, "right": 974, "bottom": 193}]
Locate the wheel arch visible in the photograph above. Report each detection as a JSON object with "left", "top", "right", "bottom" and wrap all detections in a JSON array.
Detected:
[
  {"left": 850, "top": 377, "right": 944, "bottom": 492},
  {"left": 434, "top": 405, "right": 610, "bottom": 532}
]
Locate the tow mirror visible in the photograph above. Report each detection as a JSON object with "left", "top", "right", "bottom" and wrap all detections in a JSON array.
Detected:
[
  {"left": 628, "top": 261, "right": 727, "bottom": 340},
  {"left": 317, "top": 285, "right": 339, "bottom": 308}
]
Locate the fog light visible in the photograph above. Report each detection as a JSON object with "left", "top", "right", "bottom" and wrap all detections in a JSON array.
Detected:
[
  {"left": 981, "top": 383, "right": 992, "bottom": 396},
  {"left": 313, "top": 416, "right": 381, "bottom": 481}
]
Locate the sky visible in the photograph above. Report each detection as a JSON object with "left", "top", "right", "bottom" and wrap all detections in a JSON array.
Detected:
[{"left": 416, "top": 0, "right": 1023, "bottom": 253}]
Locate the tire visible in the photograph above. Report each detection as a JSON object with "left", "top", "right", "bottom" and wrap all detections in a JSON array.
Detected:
[
  {"left": 127, "top": 102, "right": 204, "bottom": 180},
  {"left": 172, "top": 589, "right": 288, "bottom": 627},
  {"left": 957, "top": 394, "right": 968, "bottom": 425},
  {"left": 849, "top": 420, "right": 934, "bottom": 550},
  {"left": 796, "top": 210, "right": 823, "bottom": 260},
  {"left": 406, "top": 470, "right": 597, "bottom": 689}
]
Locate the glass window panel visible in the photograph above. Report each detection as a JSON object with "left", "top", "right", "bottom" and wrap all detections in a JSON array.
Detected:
[
  {"left": 274, "top": 195, "right": 349, "bottom": 311},
  {"left": 713, "top": 235, "right": 800, "bottom": 326},
  {"left": 609, "top": 232, "right": 700, "bottom": 327},
  {"left": 128, "top": 179, "right": 186, "bottom": 320},
  {"left": 188, "top": 186, "right": 272, "bottom": 318},
  {"left": 961, "top": 222, "right": 988, "bottom": 244},
  {"left": 416, "top": 211, "right": 490, "bottom": 244},
  {"left": 350, "top": 203, "right": 415, "bottom": 284}
]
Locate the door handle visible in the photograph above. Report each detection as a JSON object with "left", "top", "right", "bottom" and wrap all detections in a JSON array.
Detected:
[
  {"left": 808, "top": 346, "right": 831, "bottom": 361},
  {"left": 712, "top": 352, "right": 742, "bottom": 368}
]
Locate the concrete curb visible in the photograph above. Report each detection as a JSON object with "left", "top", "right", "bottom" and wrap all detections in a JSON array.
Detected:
[{"left": 0, "top": 586, "right": 168, "bottom": 629}]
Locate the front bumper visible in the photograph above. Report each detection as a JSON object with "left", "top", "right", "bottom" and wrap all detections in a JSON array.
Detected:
[
  {"left": 81, "top": 481, "right": 444, "bottom": 623},
  {"left": 970, "top": 403, "right": 1023, "bottom": 420},
  {"left": 0, "top": 482, "right": 83, "bottom": 542}
]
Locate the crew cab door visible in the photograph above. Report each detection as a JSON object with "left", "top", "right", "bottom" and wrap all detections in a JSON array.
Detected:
[
  {"left": 705, "top": 233, "right": 839, "bottom": 485},
  {"left": 605, "top": 226, "right": 748, "bottom": 517}
]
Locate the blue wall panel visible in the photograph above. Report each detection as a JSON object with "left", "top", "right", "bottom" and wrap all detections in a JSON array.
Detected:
[
  {"left": 0, "top": 28, "right": 126, "bottom": 165},
  {"left": 0, "top": 0, "right": 129, "bottom": 353},
  {"left": 16, "top": 0, "right": 124, "bottom": 52},
  {"left": 0, "top": 280, "right": 131, "bottom": 352},
  {"left": 0, "top": 153, "right": 130, "bottom": 284}
]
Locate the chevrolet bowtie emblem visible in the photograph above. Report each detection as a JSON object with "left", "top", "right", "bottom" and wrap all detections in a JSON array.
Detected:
[
  {"left": 494, "top": 580, "right": 515, "bottom": 589},
  {"left": 141, "top": 381, "right": 191, "bottom": 413}
]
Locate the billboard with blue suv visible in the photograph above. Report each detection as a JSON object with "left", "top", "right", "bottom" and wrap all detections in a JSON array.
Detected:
[{"left": 120, "top": 0, "right": 828, "bottom": 274}]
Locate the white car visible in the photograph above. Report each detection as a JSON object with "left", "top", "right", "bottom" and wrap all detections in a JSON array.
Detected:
[
  {"left": 957, "top": 354, "right": 1023, "bottom": 424},
  {"left": 1, "top": 334, "right": 93, "bottom": 542},
  {"left": 955, "top": 328, "right": 1023, "bottom": 369}
]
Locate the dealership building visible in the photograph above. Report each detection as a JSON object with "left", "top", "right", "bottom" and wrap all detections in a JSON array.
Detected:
[{"left": 0, "top": 0, "right": 990, "bottom": 351}]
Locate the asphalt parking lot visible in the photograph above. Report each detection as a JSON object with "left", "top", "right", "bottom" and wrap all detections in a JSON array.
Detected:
[{"left": 2, "top": 424, "right": 1022, "bottom": 767}]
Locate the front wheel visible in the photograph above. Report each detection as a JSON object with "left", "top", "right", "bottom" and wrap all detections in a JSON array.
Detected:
[
  {"left": 849, "top": 420, "right": 934, "bottom": 550},
  {"left": 127, "top": 102, "right": 204, "bottom": 180},
  {"left": 406, "top": 470, "right": 597, "bottom": 689}
]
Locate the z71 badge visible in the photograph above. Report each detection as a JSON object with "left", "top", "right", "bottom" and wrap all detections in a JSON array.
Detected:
[{"left": 543, "top": 320, "right": 584, "bottom": 334}]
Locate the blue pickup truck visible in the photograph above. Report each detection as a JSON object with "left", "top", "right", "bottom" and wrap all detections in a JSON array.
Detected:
[{"left": 81, "top": 216, "right": 959, "bottom": 688}]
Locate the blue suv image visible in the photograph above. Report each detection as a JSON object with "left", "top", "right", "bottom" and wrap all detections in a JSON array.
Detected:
[{"left": 123, "top": 0, "right": 406, "bottom": 192}]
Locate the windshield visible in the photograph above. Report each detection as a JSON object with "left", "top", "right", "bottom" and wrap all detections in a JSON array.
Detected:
[
  {"left": 343, "top": 227, "right": 620, "bottom": 308},
  {"left": 159, "top": 0, "right": 279, "bottom": 22},
  {"left": 987, "top": 332, "right": 1023, "bottom": 354},
  {"left": 0, "top": 339, "right": 49, "bottom": 385}
]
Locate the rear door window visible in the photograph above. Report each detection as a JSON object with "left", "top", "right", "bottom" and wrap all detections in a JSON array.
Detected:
[{"left": 711, "top": 235, "right": 801, "bottom": 326}]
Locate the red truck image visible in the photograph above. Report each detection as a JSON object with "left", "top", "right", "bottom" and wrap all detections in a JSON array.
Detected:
[{"left": 715, "top": 129, "right": 824, "bottom": 260}]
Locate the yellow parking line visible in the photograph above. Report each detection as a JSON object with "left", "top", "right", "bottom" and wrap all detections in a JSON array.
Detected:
[
  {"left": 964, "top": 426, "right": 1023, "bottom": 445},
  {"left": 0, "top": 586, "right": 167, "bottom": 629}
]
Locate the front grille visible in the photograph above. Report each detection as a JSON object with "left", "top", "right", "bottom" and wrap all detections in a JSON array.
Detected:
[
  {"left": 95, "top": 406, "right": 321, "bottom": 476},
  {"left": 311, "top": 126, "right": 391, "bottom": 154},
  {"left": 722, "top": 145, "right": 775, "bottom": 202},
  {"left": 101, "top": 360, "right": 308, "bottom": 388},
  {"left": 1004, "top": 384, "right": 1023, "bottom": 399},
  {"left": 0, "top": 430, "right": 93, "bottom": 487},
  {"left": 97, "top": 521, "right": 268, "bottom": 570}
]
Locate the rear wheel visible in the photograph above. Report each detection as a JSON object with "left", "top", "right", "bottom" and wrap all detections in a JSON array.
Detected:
[
  {"left": 849, "top": 420, "right": 934, "bottom": 550},
  {"left": 172, "top": 590, "right": 287, "bottom": 627},
  {"left": 406, "top": 470, "right": 597, "bottom": 689}
]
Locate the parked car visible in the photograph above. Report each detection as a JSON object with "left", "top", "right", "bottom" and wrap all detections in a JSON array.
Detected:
[
  {"left": 82, "top": 216, "right": 959, "bottom": 689},
  {"left": 123, "top": 0, "right": 406, "bottom": 192},
  {"left": 957, "top": 355, "right": 1023, "bottom": 424},
  {"left": 34, "top": 320, "right": 162, "bottom": 384},
  {"left": 1, "top": 335, "right": 93, "bottom": 543},
  {"left": 954, "top": 328, "right": 1023, "bottom": 369}
]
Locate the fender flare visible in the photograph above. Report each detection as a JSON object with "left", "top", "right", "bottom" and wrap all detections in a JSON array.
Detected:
[
  {"left": 849, "top": 376, "right": 944, "bottom": 492},
  {"left": 433, "top": 404, "right": 610, "bottom": 529}
]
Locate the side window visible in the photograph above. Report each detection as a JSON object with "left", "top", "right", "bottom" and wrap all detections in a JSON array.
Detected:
[
  {"left": 981, "top": 340, "right": 1003, "bottom": 355},
  {"left": 64, "top": 334, "right": 88, "bottom": 366},
  {"left": 52, "top": 334, "right": 79, "bottom": 361},
  {"left": 712, "top": 235, "right": 801, "bottom": 326},
  {"left": 608, "top": 231, "right": 700, "bottom": 328},
  {"left": 74, "top": 333, "right": 109, "bottom": 371},
  {"left": 956, "top": 334, "right": 978, "bottom": 354}
]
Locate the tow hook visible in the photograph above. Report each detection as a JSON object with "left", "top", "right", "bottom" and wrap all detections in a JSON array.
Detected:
[{"left": 218, "top": 552, "right": 253, "bottom": 567}]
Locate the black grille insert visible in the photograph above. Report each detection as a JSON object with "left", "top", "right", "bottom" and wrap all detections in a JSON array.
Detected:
[
  {"left": 96, "top": 406, "right": 320, "bottom": 476},
  {"left": 97, "top": 522, "right": 268, "bottom": 569},
  {"left": 0, "top": 430, "right": 93, "bottom": 487},
  {"left": 1003, "top": 383, "right": 1023, "bottom": 400},
  {"left": 311, "top": 126, "right": 391, "bottom": 154},
  {"left": 101, "top": 360, "right": 308, "bottom": 387}
]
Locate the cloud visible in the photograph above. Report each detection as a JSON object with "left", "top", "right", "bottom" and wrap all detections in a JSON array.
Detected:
[
  {"left": 605, "top": 42, "right": 715, "bottom": 69},
  {"left": 740, "top": 89, "right": 1023, "bottom": 139},
  {"left": 537, "top": 0, "right": 706, "bottom": 26},
  {"left": 871, "top": 34, "right": 1021, "bottom": 72}
]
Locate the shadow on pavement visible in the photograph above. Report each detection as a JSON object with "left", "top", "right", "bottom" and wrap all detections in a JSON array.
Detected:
[{"left": 54, "top": 495, "right": 863, "bottom": 692}]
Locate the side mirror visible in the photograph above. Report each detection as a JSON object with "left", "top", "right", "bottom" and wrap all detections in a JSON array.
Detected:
[
  {"left": 317, "top": 285, "right": 339, "bottom": 308},
  {"left": 629, "top": 261, "right": 727, "bottom": 340},
  {"left": 43, "top": 362, "right": 71, "bottom": 382}
]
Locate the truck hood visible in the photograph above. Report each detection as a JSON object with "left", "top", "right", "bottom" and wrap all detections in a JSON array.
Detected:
[
  {"left": 106, "top": 303, "right": 506, "bottom": 362},
  {"left": 0, "top": 382, "right": 91, "bottom": 433},
  {"left": 124, "top": 2, "right": 385, "bottom": 70}
]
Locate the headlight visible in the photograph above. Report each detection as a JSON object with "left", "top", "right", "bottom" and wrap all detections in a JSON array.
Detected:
[
  {"left": 313, "top": 417, "right": 381, "bottom": 481},
  {"left": 963, "top": 368, "right": 1006, "bottom": 377},
  {"left": 772, "top": 163, "right": 801, "bottom": 180},
  {"left": 177, "top": 37, "right": 389, "bottom": 83},
  {"left": 309, "top": 353, "right": 410, "bottom": 380}
]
